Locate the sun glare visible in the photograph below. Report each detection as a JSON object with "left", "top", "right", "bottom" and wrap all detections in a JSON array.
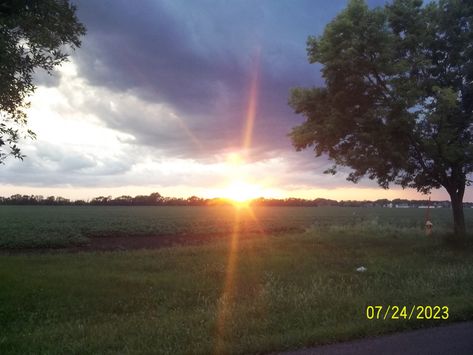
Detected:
[{"left": 222, "top": 181, "right": 262, "bottom": 205}]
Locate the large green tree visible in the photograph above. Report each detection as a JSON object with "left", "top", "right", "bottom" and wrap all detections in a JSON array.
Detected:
[
  {"left": 0, "top": 0, "right": 85, "bottom": 162},
  {"left": 289, "top": 0, "right": 473, "bottom": 237}
]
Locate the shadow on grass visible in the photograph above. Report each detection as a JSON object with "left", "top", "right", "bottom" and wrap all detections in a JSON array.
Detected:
[{"left": 440, "top": 233, "right": 473, "bottom": 250}]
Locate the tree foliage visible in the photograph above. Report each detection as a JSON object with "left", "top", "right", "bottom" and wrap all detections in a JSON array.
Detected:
[
  {"left": 0, "top": 0, "right": 85, "bottom": 162},
  {"left": 289, "top": 0, "right": 473, "bottom": 236}
]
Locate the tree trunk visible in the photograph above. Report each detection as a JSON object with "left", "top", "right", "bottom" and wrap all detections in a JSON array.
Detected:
[{"left": 447, "top": 184, "right": 466, "bottom": 238}]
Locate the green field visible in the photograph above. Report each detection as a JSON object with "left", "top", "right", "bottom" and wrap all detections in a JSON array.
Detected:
[
  {"left": 1, "top": 205, "right": 471, "bottom": 248},
  {"left": 1, "top": 206, "right": 473, "bottom": 354}
]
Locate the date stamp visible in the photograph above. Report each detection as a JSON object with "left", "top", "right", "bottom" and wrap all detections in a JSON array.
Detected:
[{"left": 365, "top": 305, "right": 449, "bottom": 320}]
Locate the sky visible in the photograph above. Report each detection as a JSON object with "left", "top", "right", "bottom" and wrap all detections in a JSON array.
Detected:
[{"left": 0, "top": 0, "right": 470, "bottom": 202}]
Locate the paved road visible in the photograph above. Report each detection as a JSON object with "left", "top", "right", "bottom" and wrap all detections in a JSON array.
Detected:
[{"left": 280, "top": 322, "right": 473, "bottom": 355}]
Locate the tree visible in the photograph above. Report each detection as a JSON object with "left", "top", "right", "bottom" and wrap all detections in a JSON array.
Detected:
[
  {"left": 289, "top": 0, "right": 473, "bottom": 237},
  {"left": 0, "top": 0, "right": 85, "bottom": 162}
]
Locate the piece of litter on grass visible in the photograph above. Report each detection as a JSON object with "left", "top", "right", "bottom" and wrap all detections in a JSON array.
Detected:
[{"left": 356, "top": 266, "right": 367, "bottom": 272}]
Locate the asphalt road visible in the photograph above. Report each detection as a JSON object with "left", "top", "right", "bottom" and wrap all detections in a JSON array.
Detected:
[{"left": 280, "top": 322, "right": 473, "bottom": 355}]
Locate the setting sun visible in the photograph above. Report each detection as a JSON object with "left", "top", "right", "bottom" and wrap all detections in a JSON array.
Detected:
[{"left": 221, "top": 181, "right": 263, "bottom": 204}]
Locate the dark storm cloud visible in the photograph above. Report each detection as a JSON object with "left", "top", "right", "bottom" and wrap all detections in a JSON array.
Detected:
[
  {"left": 18, "top": 0, "right": 388, "bottom": 164},
  {"left": 74, "top": 0, "right": 245, "bottom": 113},
  {"left": 72, "top": 0, "right": 393, "bottom": 159}
]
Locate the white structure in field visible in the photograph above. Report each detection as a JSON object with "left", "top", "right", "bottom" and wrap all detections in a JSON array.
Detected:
[{"left": 395, "top": 204, "right": 409, "bottom": 208}]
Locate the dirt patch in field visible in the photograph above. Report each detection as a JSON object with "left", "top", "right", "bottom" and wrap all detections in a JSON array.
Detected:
[
  {"left": 0, "top": 230, "right": 295, "bottom": 254},
  {"left": 84, "top": 233, "right": 229, "bottom": 251}
]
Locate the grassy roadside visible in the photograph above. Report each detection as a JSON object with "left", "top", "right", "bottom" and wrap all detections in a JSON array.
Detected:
[{"left": 1, "top": 228, "right": 473, "bottom": 354}]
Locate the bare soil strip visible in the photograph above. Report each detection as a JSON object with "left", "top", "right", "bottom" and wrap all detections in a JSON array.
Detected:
[{"left": 0, "top": 231, "right": 276, "bottom": 254}]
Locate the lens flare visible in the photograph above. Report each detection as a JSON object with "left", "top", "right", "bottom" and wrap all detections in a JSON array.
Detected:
[
  {"left": 242, "top": 47, "right": 260, "bottom": 155},
  {"left": 214, "top": 48, "right": 263, "bottom": 353}
]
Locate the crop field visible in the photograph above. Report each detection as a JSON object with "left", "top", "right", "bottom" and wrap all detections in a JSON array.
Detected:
[
  {"left": 1, "top": 206, "right": 473, "bottom": 354},
  {"left": 1, "top": 205, "right": 472, "bottom": 248}
]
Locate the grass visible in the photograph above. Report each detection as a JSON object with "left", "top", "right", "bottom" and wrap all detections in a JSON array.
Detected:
[{"left": 1, "top": 220, "right": 473, "bottom": 354}]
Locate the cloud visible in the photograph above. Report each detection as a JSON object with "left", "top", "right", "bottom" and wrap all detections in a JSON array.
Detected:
[
  {"left": 4, "top": 0, "right": 435, "bottom": 200},
  {"left": 70, "top": 0, "right": 329, "bottom": 160}
]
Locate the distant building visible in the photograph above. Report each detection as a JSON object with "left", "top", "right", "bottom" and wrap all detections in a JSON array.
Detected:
[{"left": 395, "top": 204, "right": 410, "bottom": 208}]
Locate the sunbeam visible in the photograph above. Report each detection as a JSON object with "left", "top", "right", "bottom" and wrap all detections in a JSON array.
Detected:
[
  {"left": 242, "top": 48, "right": 261, "bottom": 155},
  {"left": 170, "top": 112, "right": 205, "bottom": 151},
  {"left": 214, "top": 47, "right": 262, "bottom": 353},
  {"left": 214, "top": 207, "right": 241, "bottom": 354}
]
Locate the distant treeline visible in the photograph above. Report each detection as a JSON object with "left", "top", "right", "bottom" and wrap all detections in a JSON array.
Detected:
[{"left": 0, "top": 193, "right": 468, "bottom": 208}]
